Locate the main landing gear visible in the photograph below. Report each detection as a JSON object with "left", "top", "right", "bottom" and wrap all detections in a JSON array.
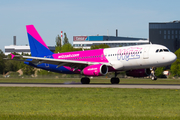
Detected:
[
  {"left": 81, "top": 77, "right": 90, "bottom": 84},
  {"left": 150, "top": 67, "right": 157, "bottom": 80},
  {"left": 80, "top": 72, "right": 120, "bottom": 84},
  {"left": 110, "top": 72, "right": 120, "bottom": 84}
]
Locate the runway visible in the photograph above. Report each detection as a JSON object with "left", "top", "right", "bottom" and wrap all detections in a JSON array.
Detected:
[{"left": 0, "top": 83, "right": 180, "bottom": 89}]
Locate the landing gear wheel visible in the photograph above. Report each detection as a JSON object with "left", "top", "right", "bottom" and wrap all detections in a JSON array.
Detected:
[
  {"left": 110, "top": 77, "right": 120, "bottom": 84},
  {"left": 151, "top": 76, "right": 157, "bottom": 81},
  {"left": 150, "top": 67, "right": 157, "bottom": 81},
  {"left": 81, "top": 77, "right": 90, "bottom": 84}
]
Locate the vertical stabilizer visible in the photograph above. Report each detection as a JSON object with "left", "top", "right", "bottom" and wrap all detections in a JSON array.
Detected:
[{"left": 26, "top": 25, "right": 53, "bottom": 57}]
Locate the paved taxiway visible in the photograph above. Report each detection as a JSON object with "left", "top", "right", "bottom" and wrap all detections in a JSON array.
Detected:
[{"left": 0, "top": 83, "right": 180, "bottom": 89}]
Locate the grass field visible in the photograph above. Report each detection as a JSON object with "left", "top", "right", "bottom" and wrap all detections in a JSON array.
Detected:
[
  {"left": 0, "top": 77, "right": 180, "bottom": 84},
  {"left": 0, "top": 87, "right": 180, "bottom": 120},
  {"left": 0, "top": 78, "right": 180, "bottom": 119}
]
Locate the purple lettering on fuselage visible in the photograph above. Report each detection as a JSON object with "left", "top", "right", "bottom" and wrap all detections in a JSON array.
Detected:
[{"left": 117, "top": 47, "right": 142, "bottom": 61}]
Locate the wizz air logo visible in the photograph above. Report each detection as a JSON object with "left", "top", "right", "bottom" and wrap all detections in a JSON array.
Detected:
[
  {"left": 117, "top": 47, "right": 142, "bottom": 61},
  {"left": 58, "top": 54, "right": 79, "bottom": 58},
  {"left": 88, "top": 68, "right": 97, "bottom": 71}
]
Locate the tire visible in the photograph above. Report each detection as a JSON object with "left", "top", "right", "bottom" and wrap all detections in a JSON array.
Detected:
[
  {"left": 111, "top": 77, "right": 120, "bottom": 84},
  {"left": 152, "top": 76, "right": 157, "bottom": 81},
  {"left": 81, "top": 77, "right": 90, "bottom": 84}
]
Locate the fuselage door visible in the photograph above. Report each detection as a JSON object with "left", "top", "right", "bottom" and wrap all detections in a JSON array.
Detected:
[
  {"left": 143, "top": 47, "right": 150, "bottom": 59},
  {"left": 102, "top": 53, "right": 107, "bottom": 60}
]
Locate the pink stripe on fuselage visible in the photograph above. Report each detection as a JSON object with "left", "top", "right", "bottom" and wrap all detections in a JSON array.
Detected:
[
  {"left": 52, "top": 49, "right": 109, "bottom": 63},
  {"left": 26, "top": 25, "right": 49, "bottom": 49}
]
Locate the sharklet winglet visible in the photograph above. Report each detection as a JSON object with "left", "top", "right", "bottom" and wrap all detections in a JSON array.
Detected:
[{"left": 10, "top": 53, "right": 15, "bottom": 59}]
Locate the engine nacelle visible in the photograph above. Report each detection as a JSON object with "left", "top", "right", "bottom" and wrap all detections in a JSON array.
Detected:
[
  {"left": 126, "top": 68, "right": 151, "bottom": 77},
  {"left": 82, "top": 64, "right": 108, "bottom": 76}
]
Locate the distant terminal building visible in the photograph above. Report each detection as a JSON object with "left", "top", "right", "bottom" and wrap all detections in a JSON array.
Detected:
[
  {"left": 73, "top": 35, "right": 149, "bottom": 49},
  {"left": 149, "top": 21, "right": 180, "bottom": 52},
  {"left": 5, "top": 45, "right": 30, "bottom": 55},
  {"left": 4, "top": 36, "right": 55, "bottom": 55},
  {"left": 4, "top": 45, "right": 55, "bottom": 56}
]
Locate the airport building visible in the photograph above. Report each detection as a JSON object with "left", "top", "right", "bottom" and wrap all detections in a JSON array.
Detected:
[
  {"left": 4, "top": 45, "right": 55, "bottom": 56},
  {"left": 5, "top": 45, "right": 30, "bottom": 55},
  {"left": 149, "top": 21, "right": 180, "bottom": 52},
  {"left": 4, "top": 36, "right": 55, "bottom": 55},
  {"left": 73, "top": 32, "right": 149, "bottom": 49}
]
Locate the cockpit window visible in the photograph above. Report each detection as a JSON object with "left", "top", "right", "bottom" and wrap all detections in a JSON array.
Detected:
[
  {"left": 156, "top": 49, "right": 170, "bottom": 53},
  {"left": 159, "top": 49, "right": 163, "bottom": 52},
  {"left": 163, "top": 49, "right": 169, "bottom": 52}
]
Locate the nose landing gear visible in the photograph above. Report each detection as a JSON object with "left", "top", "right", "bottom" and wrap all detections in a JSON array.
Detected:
[{"left": 150, "top": 67, "right": 157, "bottom": 80}]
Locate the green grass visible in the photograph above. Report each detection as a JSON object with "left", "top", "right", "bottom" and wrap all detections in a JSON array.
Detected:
[
  {"left": 0, "top": 77, "right": 180, "bottom": 84},
  {"left": 0, "top": 87, "right": 180, "bottom": 119}
]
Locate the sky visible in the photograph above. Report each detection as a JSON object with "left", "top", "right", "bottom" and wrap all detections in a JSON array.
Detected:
[{"left": 0, "top": 0, "right": 180, "bottom": 52}]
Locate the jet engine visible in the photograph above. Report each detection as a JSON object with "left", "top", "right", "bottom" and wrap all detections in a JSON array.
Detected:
[
  {"left": 82, "top": 64, "right": 108, "bottom": 76},
  {"left": 126, "top": 68, "right": 151, "bottom": 77}
]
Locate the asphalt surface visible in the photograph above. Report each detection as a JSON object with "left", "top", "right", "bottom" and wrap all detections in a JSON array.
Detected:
[{"left": 0, "top": 83, "right": 180, "bottom": 89}]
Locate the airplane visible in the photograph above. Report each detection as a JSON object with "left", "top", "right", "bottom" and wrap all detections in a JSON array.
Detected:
[{"left": 7, "top": 25, "right": 177, "bottom": 84}]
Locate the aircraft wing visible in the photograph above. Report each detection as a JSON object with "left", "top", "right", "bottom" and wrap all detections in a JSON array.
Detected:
[{"left": 7, "top": 54, "right": 112, "bottom": 70}]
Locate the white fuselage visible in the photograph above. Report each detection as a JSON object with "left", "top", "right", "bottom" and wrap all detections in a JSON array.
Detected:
[{"left": 104, "top": 44, "right": 177, "bottom": 71}]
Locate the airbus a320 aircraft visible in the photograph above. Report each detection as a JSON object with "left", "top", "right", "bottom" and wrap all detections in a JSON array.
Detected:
[{"left": 8, "top": 25, "right": 177, "bottom": 84}]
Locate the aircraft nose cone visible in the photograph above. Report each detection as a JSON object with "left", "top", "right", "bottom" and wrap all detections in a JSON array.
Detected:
[{"left": 168, "top": 53, "right": 177, "bottom": 63}]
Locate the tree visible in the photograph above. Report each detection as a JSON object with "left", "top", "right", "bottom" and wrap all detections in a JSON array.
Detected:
[
  {"left": 5, "top": 60, "right": 22, "bottom": 73},
  {"left": 72, "top": 48, "right": 84, "bottom": 51},
  {"left": 0, "top": 49, "right": 5, "bottom": 74},
  {"left": 171, "top": 59, "right": 180, "bottom": 76},
  {"left": 155, "top": 67, "right": 165, "bottom": 78},
  {"left": 4, "top": 52, "right": 24, "bottom": 73},
  {"left": 171, "top": 48, "right": 180, "bottom": 76},
  {"left": 63, "top": 33, "right": 69, "bottom": 45},
  {"left": 4, "top": 52, "right": 35, "bottom": 76},
  {"left": 91, "top": 44, "right": 110, "bottom": 50},
  {"left": 60, "top": 43, "right": 73, "bottom": 53},
  {"left": 22, "top": 65, "right": 35, "bottom": 75},
  {"left": 55, "top": 33, "right": 70, "bottom": 53},
  {"left": 56, "top": 35, "right": 62, "bottom": 47},
  {"left": 37, "top": 69, "right": 59, "bottom": 75},
  {"left": 55, "top": 35, "right": 62, "bottom": 53}
]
